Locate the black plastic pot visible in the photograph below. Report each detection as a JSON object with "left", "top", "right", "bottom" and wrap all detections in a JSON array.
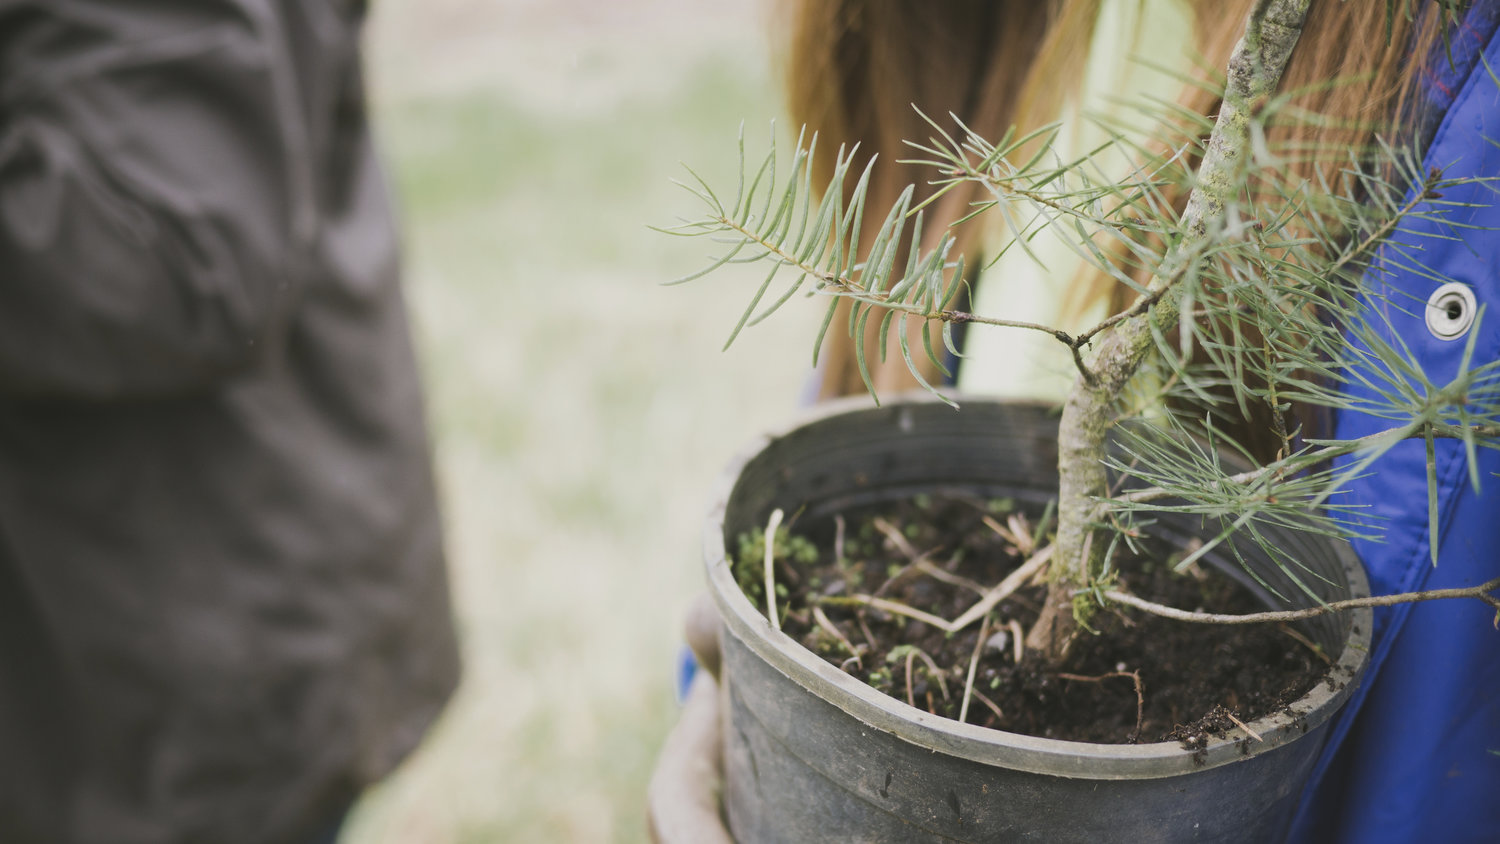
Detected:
[{"left": 704, "top": 395, "right": 1371, "bottom": 843}]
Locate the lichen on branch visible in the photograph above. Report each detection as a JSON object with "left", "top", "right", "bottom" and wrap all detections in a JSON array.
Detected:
[{"left": 1041, "top": 0, "right": 1314, "bottom": 659}]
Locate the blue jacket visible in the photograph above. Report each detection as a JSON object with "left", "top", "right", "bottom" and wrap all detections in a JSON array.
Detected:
[{"left": 1288, "top": 5, "right": 1500, "bottom": 841}]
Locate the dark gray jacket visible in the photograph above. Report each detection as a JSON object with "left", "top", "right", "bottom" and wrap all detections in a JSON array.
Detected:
[{"left": 0, "top": 2, "right": 460, "bottom": 842}]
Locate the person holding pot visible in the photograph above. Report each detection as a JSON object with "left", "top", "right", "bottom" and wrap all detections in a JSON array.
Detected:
[
  {"left": 651, "top": 1, "right": 1500, "bottom": 841},
  {"left": 0, "top": 2, "right": 460, "bottom": 842}
]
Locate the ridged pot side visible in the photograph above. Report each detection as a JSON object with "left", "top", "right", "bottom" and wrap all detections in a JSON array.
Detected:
[{"left": 705, "top": 396, "right": 1370, "bottom": 844}]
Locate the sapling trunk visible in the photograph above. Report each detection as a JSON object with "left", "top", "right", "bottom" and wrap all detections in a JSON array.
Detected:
[{"left": 1029, "top": 0, "right": 1313, "bottom": 663}]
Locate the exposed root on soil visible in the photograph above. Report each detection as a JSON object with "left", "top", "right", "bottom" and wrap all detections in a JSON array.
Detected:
[{"left": 1022, "top": 580, "right": 1079, "bottom": 664}]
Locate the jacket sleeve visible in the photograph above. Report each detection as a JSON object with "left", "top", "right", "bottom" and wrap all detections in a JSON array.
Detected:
[{"left": 0, "top": 0, "right": 315, "bottom": 399}]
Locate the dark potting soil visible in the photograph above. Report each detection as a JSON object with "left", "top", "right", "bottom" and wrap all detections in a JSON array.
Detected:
[{"left": 732, "top": 493, "right": 1327, "bottom": 746}]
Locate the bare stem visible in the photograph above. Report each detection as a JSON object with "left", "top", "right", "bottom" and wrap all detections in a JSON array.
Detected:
[{"left": 1103, "top": 575, "right": 1500, "bottom": 624}]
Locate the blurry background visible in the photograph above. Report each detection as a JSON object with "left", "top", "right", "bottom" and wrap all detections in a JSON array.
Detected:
[{"left": 343, "top": 0, "right": 814, "bottom": 841}]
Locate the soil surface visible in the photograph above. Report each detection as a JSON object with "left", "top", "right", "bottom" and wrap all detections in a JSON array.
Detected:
[{"left": 733, "top": 493, "right": 1327, "bottom": 746}]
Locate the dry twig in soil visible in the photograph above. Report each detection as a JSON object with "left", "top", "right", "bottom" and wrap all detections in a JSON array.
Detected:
[
  {"left": 1057, "top": 670, "right": 1146, "bottom": 741},
  {"left": 959, "top": 615, "right": 994, "bottom": 725},
  {"left": 1103, "top": 576, "right": 1500, "bottom": 625}
]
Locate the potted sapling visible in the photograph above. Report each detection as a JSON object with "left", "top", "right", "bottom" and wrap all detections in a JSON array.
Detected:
[{"left": 658, "top": 1, "right": 1500, "bottom": 841}]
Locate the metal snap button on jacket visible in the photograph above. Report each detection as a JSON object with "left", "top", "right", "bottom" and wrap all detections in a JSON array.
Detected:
[{"left": 1424, "top": 281, "right": 1477, "bottom": 341}]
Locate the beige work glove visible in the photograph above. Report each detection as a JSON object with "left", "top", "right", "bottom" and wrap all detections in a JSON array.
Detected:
[{"left": 647, "top": 594, "right": 734, "bottom": 844}]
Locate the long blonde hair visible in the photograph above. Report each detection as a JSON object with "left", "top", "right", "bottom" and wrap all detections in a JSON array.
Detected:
[{"left": 780, "top": 0, "right": 1443, "bottom": 402}]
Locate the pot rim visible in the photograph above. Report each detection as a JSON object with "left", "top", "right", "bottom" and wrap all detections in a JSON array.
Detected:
[{"left": 704, "top": 392, "right": 1372, "bottom": 781}]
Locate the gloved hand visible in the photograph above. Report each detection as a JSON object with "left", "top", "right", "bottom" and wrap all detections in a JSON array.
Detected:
[{"left": 647, "top": 594, "right": 734, "bottom": 844}]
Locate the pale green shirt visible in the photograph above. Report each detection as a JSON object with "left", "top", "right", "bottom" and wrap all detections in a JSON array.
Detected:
[{"left": 957, "top": 0, "right": 1194, "bottom": 400}]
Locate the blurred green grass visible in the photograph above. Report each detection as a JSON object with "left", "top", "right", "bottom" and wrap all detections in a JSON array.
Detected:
[{"left": 341, "top": 3, "right": 816, "bottom": 842}]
